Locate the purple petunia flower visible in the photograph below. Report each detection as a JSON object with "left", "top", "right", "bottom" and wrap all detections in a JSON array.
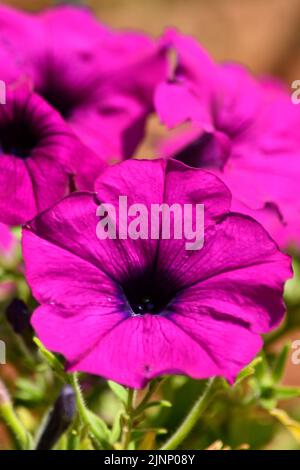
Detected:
[
  {"left": 22, "top": 159, "right": 291, "bottom": 388},
  {"left": 155, "top": 29, "right": 300, "bottom": 250},
  {"left": 0, "top": 85, "right": 104, "bottom": 226},
  {"left": 0, "top": 4, "right": 167, "bottom": 160}
]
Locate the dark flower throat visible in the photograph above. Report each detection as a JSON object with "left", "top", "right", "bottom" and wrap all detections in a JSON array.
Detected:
[
  {"left": 122, "top": 269, "right": 177, "bottom": 316},
  {"left": 0, "top": 120, "right": 38, "bottom": 159}
]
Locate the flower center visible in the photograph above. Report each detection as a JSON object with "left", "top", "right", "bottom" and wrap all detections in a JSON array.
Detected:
[
  {"left": 174, "top": 132, "right": 230, "bottom": 170},
  {"left": 42, "top": 88, "right": 73, "bottom": 119},
  {"left": 130, "top": 295, "right": 161, "bottom": 315},
  {"left": 122, "top": 269, "right": 177, "bottom": 316},
  {"left": 0, "top": 121, "right": 38, "bottom": 159},
  {"left": 40, "top": 75, "right": 85, "bottom": 120}
]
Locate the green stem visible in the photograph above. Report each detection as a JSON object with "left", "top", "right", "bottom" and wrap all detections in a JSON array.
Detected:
[
  {"left": 70, "top": 373, "right": 111, "bottom": 450},
  {"left": 122, "top": 388, "right": 135, "bottom": 450},
  {"left": 160, "top": 377, "right": 218, "bottom": 450},
  {"left": 0, "top": 402, "right": 32, "bottom": 449},
  {"left": 70, "top": 373, "right": 89, "bottom": 423}
]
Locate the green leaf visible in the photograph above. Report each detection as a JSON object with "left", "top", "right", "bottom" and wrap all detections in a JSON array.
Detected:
[
  {"left": 108, "top": 381, "right": 129, "bottom": 405},
  {"left": 254, "top": 352, "right": 273, "bottom": 387},
  {"left": 0, "top": 402, "right": 33, "bottom": 450},
  {"left": 272, "top": 385, "right": 300, "bottom": 401},
  {"left": 33, "top": 337, "right": 66, "bottom": 381},
  {"left": 15, "top": 378, "right": 45, "bottom": 404},
  {"left": 260, "top": 397, "right": 278, "bottom": 410},
  {"left": 235, "top": 357, "right": 263, "bottom": 386},
  {"left": 272, "top": 343, "right": 290, "bottom": 383},
  {"left": 128, "top": 441, "right": 136, "bottom": 450},
  {"left": 85, "top": 410, "right": 111, "bottom": 449},
  {"left": 132, "top": 427, "right": 167, "bottom": 437},
  {"left": 110, "top": 411, "right": 123, "bottom": 444},
  {"left": 137, "top": 400, "right": 172, "bottom": 414}
]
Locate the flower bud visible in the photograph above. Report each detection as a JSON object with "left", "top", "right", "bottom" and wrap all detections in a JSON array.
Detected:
[
  {"left": 5, "top": 298, "right": 31, "bottom": 334},
  {"left": 36, "top": 385, "right": 76, "bottom": 450}
]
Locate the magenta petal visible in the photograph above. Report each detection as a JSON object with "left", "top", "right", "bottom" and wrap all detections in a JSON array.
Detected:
[
  {"left": 40, "top": 5, "right": 109, "bottom": 41},
  {"left": 23, "top": 166, "right": 163, "bottom": 285},
  {"left": 158, "top": 210, "right": 291, "bottom": 295},
  {"left": 161, "top": 28, "right": 215, "bottom": 88},
  {"left": 155, "top": 81, "right": 212, "bottom": 129},
  {"left": 67, "top": 314, "right": 225, "bottom": 388},
  {"left": 22, "top": 225, "right": 120, "bottom": 307},
  {"left": 0, "top": 154, "right": 37, "bottom": 225},
  {"left": 0, "top": 4, "right": 46, "bottom": 82},
  {"left": 164, "top": 159, "right": 232, "bottom": 224},
  {"left": 168, "top": 307, "right": 263, "bottom": 384},
  {"left": 95, "top": 159, "right": 166, "bottom": 275},
  {"left": 31, "top": 304, "right": 125, "bottom": 366}
]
